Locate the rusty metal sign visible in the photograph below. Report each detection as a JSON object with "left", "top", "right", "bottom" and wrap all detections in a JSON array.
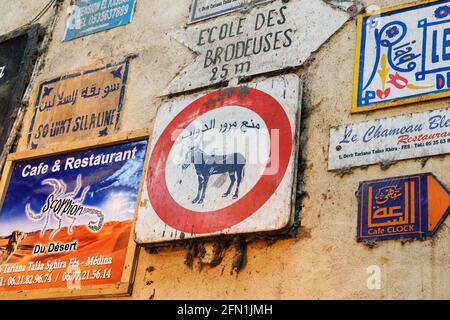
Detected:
[
  {"left": 0, "top": 25, "right": 42, "bottom": 164},
  {"left": 353, "top": 0, "right": 450, "bottom": 112},
  {"left": 136, "top": 74, "right": 302, "bottom": 244},
  {"left": 189, "top": 0, "right": 273, "bottom": 24},
  {"left": 358, "top": 173, "right": 450, "bottom": 242},
  {"left": 27, "top": 60, "right": 129, "bottom": 150},
  {"left": 164, "top": 0, "right": 354, "bottom": 95},
  {"left": 329, "top": 107, "right": 450, "bottom": 171}
]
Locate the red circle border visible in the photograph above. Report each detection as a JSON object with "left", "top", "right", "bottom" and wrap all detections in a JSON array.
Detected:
[{"left": 147, "top": 87, "right": 293, "bottom": 234}]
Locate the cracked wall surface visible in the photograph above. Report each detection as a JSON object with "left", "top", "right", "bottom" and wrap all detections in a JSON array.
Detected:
[{"left": 2, "top": 0, "right": 450, "bottom": 299}]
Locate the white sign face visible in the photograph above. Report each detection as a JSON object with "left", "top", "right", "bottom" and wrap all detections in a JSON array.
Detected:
[
  {"left": 329, "top": 107, "right": 450, "bottom": 171},
  {"left": 165, "top": 0, "right": 352, "bottom": 95},
  {"left": 136, "top": 74, "right": 302, "bottom": 244},
  {"left": 189, "top": 0, "right": 273, "bottom": 24}
]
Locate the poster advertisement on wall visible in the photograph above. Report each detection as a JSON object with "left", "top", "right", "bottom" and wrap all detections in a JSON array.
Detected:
[{"left": 0, "top": 133, "right": 148, "bottom": 299}]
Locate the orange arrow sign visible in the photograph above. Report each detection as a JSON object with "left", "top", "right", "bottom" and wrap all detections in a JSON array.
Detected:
[
  {"left": 358, "top": 173, "right": 450, "bottom": 242},
  {"left": 427, "top": 175, "right": 450, "bottom": 233}
]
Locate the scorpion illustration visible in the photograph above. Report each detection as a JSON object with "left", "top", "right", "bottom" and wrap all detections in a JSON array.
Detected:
[{"left": 25, "top": 174, "right": 104, "bottom": 239}]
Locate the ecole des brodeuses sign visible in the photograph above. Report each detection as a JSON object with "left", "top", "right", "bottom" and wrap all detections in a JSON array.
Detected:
[{"left": 166, "top": 0, "right": 353, "bottom": 94}]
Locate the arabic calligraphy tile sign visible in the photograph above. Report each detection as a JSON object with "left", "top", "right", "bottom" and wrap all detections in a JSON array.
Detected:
[
  {"left": 135, "top": 74, "right": 302, "bottom": 244},
  {"left": 358, "top": 173, "right": 450, "bottom": 242},
  {"left": 329, "top": 106, "right": 450, "bottom": 171},
  {"left": 64, "top": 0, "right": 136, "bottom": 41},
  {"left": 353, "top": 0, "right": 450, "bottom": 113},
  {"left": 27, "top": 60, "right": 129, "bottom": 150},
  {"left": 0, "top": 131, "right": 149, "bottom": 299}
]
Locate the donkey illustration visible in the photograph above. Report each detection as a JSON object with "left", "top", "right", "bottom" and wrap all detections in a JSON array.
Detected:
[
  {"left": 25, "top": 174, "right": 104, "bottom": 239},
  {"left": 182, "top": 146, "right": 246, "bottom": 204}
]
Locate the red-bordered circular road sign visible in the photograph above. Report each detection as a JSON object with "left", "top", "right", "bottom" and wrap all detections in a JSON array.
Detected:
[{"left": 147, "top": 87, "right": 293, "bottom": 234}]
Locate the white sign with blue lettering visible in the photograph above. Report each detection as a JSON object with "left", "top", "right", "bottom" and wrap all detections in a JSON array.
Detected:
[
  {"left": 64, "top": 0, "right": 136, "bottom": 41},
  {"left": 328, "top": 107, "right": 450, "bottom": 170}
]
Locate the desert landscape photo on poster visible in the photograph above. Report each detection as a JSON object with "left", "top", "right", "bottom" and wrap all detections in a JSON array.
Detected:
[{"left": 0, "top": 139, "right": 147, "bottom": 291}]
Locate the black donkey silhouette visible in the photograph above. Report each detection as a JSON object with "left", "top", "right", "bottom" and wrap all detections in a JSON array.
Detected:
[{"left": 181, "top": 146, "right": 246, "bottom": 204}]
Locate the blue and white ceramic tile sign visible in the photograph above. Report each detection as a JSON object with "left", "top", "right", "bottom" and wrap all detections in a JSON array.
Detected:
[
  {"left": 353, "top": 0, "right": 450, "bottom": 112},
  {"left": 64, "top": 0, "right": 136, "bottom": 41}
]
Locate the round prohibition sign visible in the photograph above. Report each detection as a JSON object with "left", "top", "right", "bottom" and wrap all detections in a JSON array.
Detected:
[{"left": 147, "top": 87, "right": 293, "bottom": 234}]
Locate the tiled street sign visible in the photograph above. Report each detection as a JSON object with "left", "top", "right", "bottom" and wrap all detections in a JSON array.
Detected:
[{"left": 353, "top": 0, "right": 450, "bottom": 112}]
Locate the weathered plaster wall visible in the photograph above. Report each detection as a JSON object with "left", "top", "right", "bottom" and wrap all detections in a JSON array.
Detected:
[
  {"left": 3, "top": 0, "right": 450, "bottom": 299},
  {"left": 16, "top": 0, "right": 193, "bottom": 149},
  {"left": 0, "top": 0, "right": 53, "bottom": 35}
]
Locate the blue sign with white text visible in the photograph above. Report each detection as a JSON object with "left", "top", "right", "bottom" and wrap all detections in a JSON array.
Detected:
[
  {"left": 64, "top": 0, "right": 136, "bottom": 41},
  {"left": 358, "top": 173, "right": 450, "bottom": 242}
]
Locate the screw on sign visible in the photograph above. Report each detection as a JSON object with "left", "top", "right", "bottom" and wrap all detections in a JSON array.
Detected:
[
  {"left": 358, "top": 173, "right": 450, "bottom": 242},
  {"left": 135, "top": 74, "right": 302, "bottom": 244}
]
